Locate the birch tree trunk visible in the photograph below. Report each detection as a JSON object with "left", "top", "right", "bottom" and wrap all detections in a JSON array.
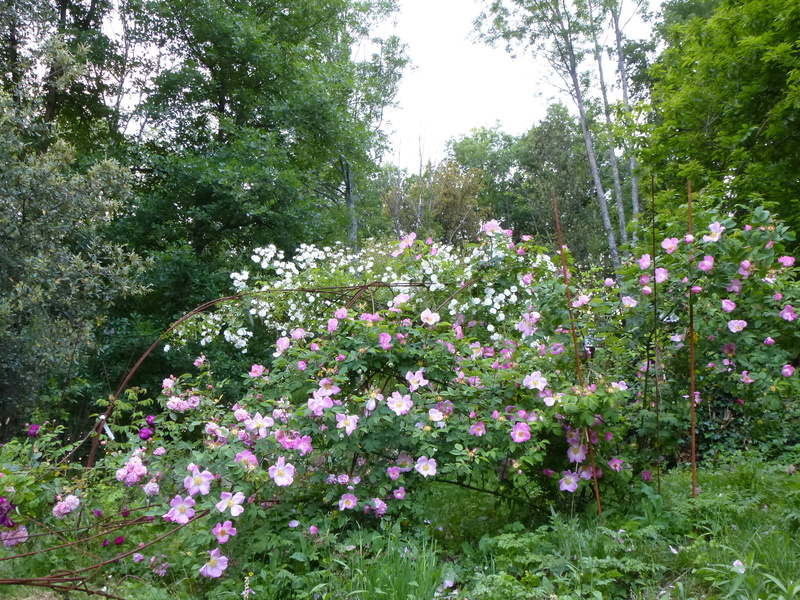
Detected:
[
  {"left": 588, "top": 0, "right": 627, "bottom": 246},
  {"left": 567, "top": 45, "right": 621, "bottom": 268},
  {"left": 610, "top": 2, "right": 641, "bottom": 219}
]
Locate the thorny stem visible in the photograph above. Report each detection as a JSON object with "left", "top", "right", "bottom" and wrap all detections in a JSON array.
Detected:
[
  {"left": 552, "top": 192, "right": 602, "bottom": 522},
  {"left": 688, "top": 181, "right": 698, "bottom": 499},
  {"left": 651, "top": 175, "right": 663, "bottom": 494}
]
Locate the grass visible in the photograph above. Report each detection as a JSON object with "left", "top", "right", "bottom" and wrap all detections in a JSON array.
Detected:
[{"left": 3, "top": 454, "right": 800, "bottom": 600}]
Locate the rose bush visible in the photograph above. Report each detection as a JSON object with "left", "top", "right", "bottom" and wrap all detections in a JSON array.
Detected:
[{"left": 1, "top": 201, "right": 798, "bottom": 598}]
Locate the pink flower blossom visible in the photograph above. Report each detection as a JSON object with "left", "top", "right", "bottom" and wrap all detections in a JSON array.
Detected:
[
  {"left": 523, "top": 371, "right": 547, "bottom": 391},
  {"left": 415, "top": 456, "right": 437, "bottom": 477},
  {"left": 703, "top": 222, "right": 725, "bottom": 242},
  {"left": 661, "top": 238, "right": 679, "bottom": 254},
  {"left": 721, "top": 299, "right": 736, "bottom": 313},
  {"left": 642, "top": 286, "right": 653, "bottom": 295},
  {"left": 378, "top": 332, "right": 392, "bottom": 350},
  {"left": 764, "top": 337, "right": 775, "bottom": 345},
  {"left": 52, "top": 495, "right": 80, "bottom": 518},
  {"left": 339, "top": 493, "right": 358, "bottom": 510},
  {"left": 318, "top": 378, "right": 341, "bottom": 396},
  {"left": 622, "top": 296, "right": 638, "bottom": 309},
  {"left": 1, "top": 525, "right": 28, "bottom": 547},
  {"left": 395, "top": 453, "right": 413, "bottom": 471},
  {"left": 387, "top": 392, "right": 413, "bottom": 415},
  {"left": 249, "top": 364, "right": 265, "bottom": 377},
  {"left": 393, "top": 487, "right": 406, "bottom": 500},
  {"left": 698, "top": 255, "right": 715, "bottom": 272},
  {"left": 642, "top": 470, "right": 652, "bottom": 482},
  {"left": 572, "top": 294, "right": 590, "bottom": 308},
  {"left": 469, "top": 421, "right": 486, "bottom": 436},
  {"left": 406, "top": 369, "right": 429, "bottom": 391},
  {"left": 212, "top": 521, "right": 237, "bottom": 543},
  {"left": 199, "top": 548, "right": 228, "bottom": 578},
  {"left": 334, "top": 307, "right": 348, "bottom": 319},
  {"left": 728, "top": 320, "right": 747, "bottom": 333},
  {"left": 780, "top": 305, "right": 798, "bottom": 321},
  {"left": 372, "top": 498, "right": 388, "bottom": 517},
  {"left": 273, "top": 337, "right": 290, "bottom": 357},
  {"left": 655, "top": 268, "right": 669, "bottom": 283},
  {"left": 216, "top": 492, "right": 245, "bottom": 517},
  {"left": 387, "top": 466, "right": 401, "bottom": 480},
  {"left": 164, "top": 495, "right": 195, "bottom": 524},
  {"left": 608, "top": 458, "right": 623, "bottom": 472},
  {"left": 638, "top": 254, "right": 651, "bottom": 269},
  {"left": 481, "top": 219, "right": 503, "bottom": 234},
  {"left": 291, "top": 328, "right": 305, "bottom": 340},
  {"left": 516, "top": 311, "right": 541, "bottom": 336},
  {"left": 727, "top": 279, "right": 742, "bottom": 294},
  {"left": 269, "top": 457, "right": 296, "bottom": 487},
  {"left": 740, "top": 371, "right": 754, "bottom": 384},
  {"left": 309, "top": 525, "right": 319, "bottom": 535},
  {"left": 327, "top": 318, "right": 339, "bottom": 333},
  {"left": 244, "top": 412, "right": 274, "bottom": 438},
  {"left": 336, "top": 413, "right": 359, "bottom": 436},
  {"left": 783, "top": 365, "right": 796, "bottom": 377},
  {"left": 738, "top": 260, "right": 753, "bottom": 279},
  {"left": 604, "top": 277, "right": 616, "bottom": 287},
  {"left": 420, "top": 309, "right": 440, "bottom": 326},
  {"left": 567, "top": 444, "right": 587, "bottom": 463},
  {"left": 511, "top": 422, "right": 531, "bottom": 443},
  {"left": 778, "top": 256, "right": 795, "bottom": 268},
  {"left": 559, "top": 471, "right": 579, "bottom": 493},
  {"left": 183, "top": 467, "right": 214, "bottom": 496}
]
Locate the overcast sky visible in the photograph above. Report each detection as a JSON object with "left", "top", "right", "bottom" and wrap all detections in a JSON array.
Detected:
[
  {"left": 374, "top": 0, "right": 553, "bottom": 171},
  {"left": 371, "top": 0, "right": 653, "bottom": 171}
]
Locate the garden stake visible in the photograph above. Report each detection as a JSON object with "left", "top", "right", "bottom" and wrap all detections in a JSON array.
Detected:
[
  {"left": 552, "top": 192, "right": 602, "bottom": 522},
  {"left": 651, "top": 174, "right": 663, "bottom": 494},
  {"left": 688, "top": 180, "right": 698, "bottom": 498}
]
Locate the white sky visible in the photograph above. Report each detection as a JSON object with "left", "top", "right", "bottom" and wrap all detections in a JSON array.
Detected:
[
  {"left": 373, "top": 0, "right": 654, "bottom": 172},
  {"left": 376, "top": 0, "right": 554, "bottom": 171}
]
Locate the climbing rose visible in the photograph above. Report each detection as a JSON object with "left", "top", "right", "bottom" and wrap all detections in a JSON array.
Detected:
[
  {"left": 415, "top": 456, "right": 437, "bottom": 477},
  {"left": 559, "top": 471, "right": 579, "bottom": 493},
  {"left": 339, "top": 494, "right": 358, "bottom": 510},
  {"left": 199, "top": 548, "right": 228, "bottom": 578},
  {"left": 728, "top": 320, "right": 747, "bottom": 333}
]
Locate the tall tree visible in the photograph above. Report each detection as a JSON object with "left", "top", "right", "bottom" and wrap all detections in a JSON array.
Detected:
[
  {"left": 0, "top": 94, "right": 146, "bottom": 439},
  {"left": 587, "top": 0, "right": 627, "bottom": 246},
  {"left": 647, "top": 0, "right": 800, "bottom": 231},
  {"left": 382, "top": 161, "right": 487, "bottom": 244},
  {"left": 478, "top": 0, "right": 621, "bottom": 267},
  {"left": 449, "top": 106, "right": 607, "bottom": 264}
]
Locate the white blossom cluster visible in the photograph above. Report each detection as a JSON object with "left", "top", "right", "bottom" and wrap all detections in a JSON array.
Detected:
[{"left": 174, "top": 234, "right": 557, "bottom": 352}]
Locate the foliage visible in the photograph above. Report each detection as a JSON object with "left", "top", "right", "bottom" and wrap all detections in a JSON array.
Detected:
[
  {"left": 648, "top": 0, "right": 800, "bottom": 233},
  {"left": 382, "top": 160, "right": 488, "bottom": 245},
  {"left": 1, "top": 200, "right": 799, "bottom": 598},
  {"left": 0, "top": 94, "right": 147, "bottom": 439}
]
